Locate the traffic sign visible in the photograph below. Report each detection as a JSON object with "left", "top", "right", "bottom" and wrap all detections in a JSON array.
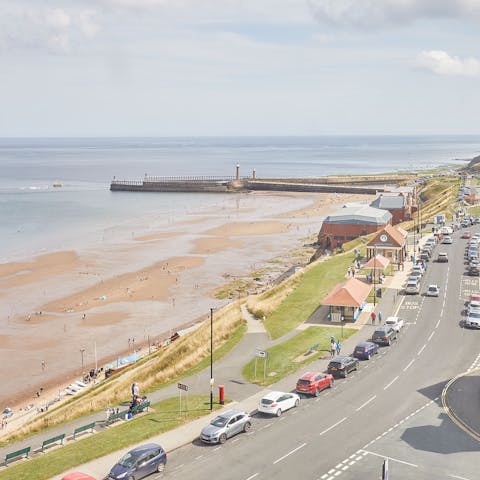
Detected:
[
  {"left": 255, "top": 349, "right": 268, "bottom": 359},
  {"left": 177, "top": 383, "right": 188, "bottom": 391}
]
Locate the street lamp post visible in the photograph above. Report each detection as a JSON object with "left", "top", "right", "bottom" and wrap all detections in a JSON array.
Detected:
[
  {"left": 210, "top": 307, "right": 214, "bottom": 411},
  {"left": 80, "top": 348, "right": 85, "bottom": 376},
  {"left": 373, "top": 246, "right": 377, "bottom": 307}
]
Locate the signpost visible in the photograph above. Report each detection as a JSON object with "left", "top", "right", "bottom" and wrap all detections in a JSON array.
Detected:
[
  {"left": 177, "top": 383, "right": 188, "bottom": 415},
  {"left": 254, "top": 349, "right": 269, "bottom": 383}
]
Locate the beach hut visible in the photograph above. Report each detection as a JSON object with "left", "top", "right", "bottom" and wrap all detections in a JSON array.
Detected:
[{"left": 322, "top": 277, "right": 372, "bottom": 322}]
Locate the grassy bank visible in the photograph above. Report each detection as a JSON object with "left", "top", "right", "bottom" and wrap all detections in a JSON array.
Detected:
[
  {"left": 0, "top": 395, "right": 223, "bottom": 480},
  {"left": 242, "top": 326, "right": 356, "bottom": 386}
]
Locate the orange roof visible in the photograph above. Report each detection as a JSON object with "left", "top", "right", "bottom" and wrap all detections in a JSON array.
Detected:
[
  {"left": 364, "top": 254, "right": 390, "bottom": 269},
  {"left": 368, "top": 224, "right": 407, "bottom": 247},
  {"left": 322, "top": 277, "right": 372, "bottom": 307}
]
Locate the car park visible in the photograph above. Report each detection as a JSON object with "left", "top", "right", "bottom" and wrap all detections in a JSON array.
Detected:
[
  {"left": 353, "top": 341, "right": 379, "bottom": 360},
  {"left": 405, "top": 278, "right": 420, "bottom": 294},
  {"left": 258, "top": 391, "right": 300, "bottom": 416},
  {"left": 426, "top": 284, "right": 440, "bottom": 297},
  {"left": 200, "top": 410, "right": 251, "bottom": 444},
  {"left": 437, "top": 252, "right": 448, "bottom": 263},
  {"left": 384, "top": 316, "right": 405, "bottom": 332},
  {"left": 442, "top": 236, "right": 453, "bottom": 244},
  {"left": 372, "top": 326, "right": 397, "bottom": 346},
  {"left": 295, "top": 372, "right": 334, "bottom": 396},
  {"left": 465, "top": 309, "right": 480, "bottom": 328},
  {"left": 468, "top": 264, "right": 480, "bottom": 276},
  {"left": 327, "top": 356, "right": 359, "bottom": 377},
  {"left": 106, "top": 443, "right": 167, "bottom": 479}
]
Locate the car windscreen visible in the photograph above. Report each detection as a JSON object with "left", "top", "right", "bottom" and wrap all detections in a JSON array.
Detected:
[
  {"left": 354, "top": 347, "right": 365, "bottom": 352},
  {"left": 211, "top": 416, "right": 228, "bottom": 427},
  {"left": 118, "top": 452, "right": 138, "bottom": 468},
  {"left": 329, "top": 362, "right": 342, "bottom": 368},
  {"left": 469, "top": 311, "right": 480, "bottom": 319}
]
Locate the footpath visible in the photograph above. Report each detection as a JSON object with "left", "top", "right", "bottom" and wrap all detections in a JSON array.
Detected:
[{"left": 0, "top": 239, "right": 425, "bottom": 479}]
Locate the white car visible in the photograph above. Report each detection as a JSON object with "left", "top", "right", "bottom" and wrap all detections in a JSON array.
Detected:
[
  {"left": 384, "top": 316, "right": 405, "bottom": 332},
  {"left": 258, "top": 391, "right": 300, "bottom": 416},
  {"left": 426, "top": 284, "right": 440, "bottom": 297},
  {"left": 442, "top": 236, "right": 453, "bottom": 244},
  {"left": 465, "top": 309, "right": 480, "bottom": 328}
]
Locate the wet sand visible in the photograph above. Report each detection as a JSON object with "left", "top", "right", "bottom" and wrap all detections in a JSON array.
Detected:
[{"left": 0, "top": 191, "right": 368, "bottom": 410}]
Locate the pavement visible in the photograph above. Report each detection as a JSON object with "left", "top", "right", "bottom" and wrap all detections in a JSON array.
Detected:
[{"left": 0, "top": 235, "right": 429, "bottom": 477}]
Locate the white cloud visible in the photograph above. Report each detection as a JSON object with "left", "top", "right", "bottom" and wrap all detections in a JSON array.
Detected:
[
  {"left": 46, "top": 8, "right": 71, "bottom": 30},
  {"left": 417, "top": 50, "right": 480, "bottom": 77},
  {"left": 308, "top": 0, "right": 480, "bottom": 29}
]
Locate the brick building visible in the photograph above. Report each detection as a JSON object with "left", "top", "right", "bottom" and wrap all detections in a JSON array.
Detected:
[
  {"left": 318, "top": 203, "right": 392, "bottom": 249},
  {"left": 369, "top": 192, "right": 412, "bottom": 224},
  {"left": 366, "top": 224, "right": 408, "bottom": 265}
]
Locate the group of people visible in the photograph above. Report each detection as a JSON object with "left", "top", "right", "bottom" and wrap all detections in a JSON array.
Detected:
[
  {"left": 370, "top": 311, "right": 383, "bottom": 324},
  {"left": 330, "top": 336, "right": 342, "bottom": 357}
]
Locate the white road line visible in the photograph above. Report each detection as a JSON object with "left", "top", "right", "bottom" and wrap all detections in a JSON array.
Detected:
[
  {"left": 417, "top": 344, "right": 426, "bottom": 355},
  {"left": 173, "top": 464, "right": 184, "bottom": 470},
  {"left": 383, "top": 375, "right": 399, "bottom": 390},
  {"left": 195, "top": 455, "right": 204, "bottom": 460},
  {"left": 319, "top": 417, "right": 347, "bottom": 436},
  {"left": 272, "top": 443, "right": 307, "bottom": 464},
  {"left": 231, "top": 438, "right": 240, "bottom": 443},
  {"left": 356, "top": 395, "right": 377, "bottom": 411},
  {"left": 245, "top": 473, "right": 259, "bottom": 480},
  {"left": 403, "top": 359, "right": 415, "bottom": 371},
  {"left": 362, "top": 450, "right": 418, "bottom": 468},
  {"left": 320, "top": 474, "right": 329, "bottom": 479},
  {"left": 427, "top": 331, "right": 435, "bottom": 342},
  {"left": 448, "top": 474, "right": 472, "bottom": 480},
  {"left": 212, "top": 446, "right": 222, "bottom": 451},
  {"left": 435, "top": 318, "right": 441, "bottom": 328}
]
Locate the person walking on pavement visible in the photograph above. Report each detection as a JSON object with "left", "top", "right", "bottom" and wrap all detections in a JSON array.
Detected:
[
  {"left": 336, "top": 340, "right": 342, "bottom": 355},
  {"left": 378, "top": 312, "right": 383, "bottom": 324},
  {"left": 371, "top": 311, "right": 377, "bottom": 324},
  {"left": 330, "top": 340, "right": 336, "bottom": 358}
]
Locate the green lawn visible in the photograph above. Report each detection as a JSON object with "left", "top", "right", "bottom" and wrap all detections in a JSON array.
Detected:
[
  {"left": 242, "top": 326, "right": 356, "bottom": 386},
  {"left": 264, "top": 252, "right": 356, "bottom": 339},
  {"left": 0, "top": 395, "right": 223, "bottom": 480},
  {"left": 468, "top": 205, "right": 480, "bottom": 216}
]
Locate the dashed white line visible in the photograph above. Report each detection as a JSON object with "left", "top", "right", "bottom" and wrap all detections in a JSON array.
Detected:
[
  {"left": 384, "top": 375, "right": 399, "bottom": 390},
  {"left": 403, "top": 359, "right": 415, "bottom": 371},
  {"left": 427, "top": 331, "right": 435, "bottom": 342},
  {"left": 417, "top": 344, "right": 427, "bottom": 355},
  {"left": 356, "top": 395, "right": 376, "bottom": 411},
  {"left": 448, "top": 474, "right": 472, "bottom": 480},
  {"left": 212, "top": 446, "right": 222, "bottom": 452},
  {"left": 362, "top": 450, "right": 418, "bottom": 467},
  {"left": 195, "top": 455, "right": 204, "bottom": 460},
  {"left": 435, "top": 318, "right": 441, "bottom": 328},
  {"left": 272, "top": 443, "right": 307, "bottom": 465},
  {"left": 245, "top": 473, "right": 259, "bottom": 480},
  {"left": 319, "top": 417, "right": 347, "bottom": 436}
]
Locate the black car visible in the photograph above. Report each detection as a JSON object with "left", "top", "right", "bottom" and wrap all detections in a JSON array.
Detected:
[
  {"left": 327, "top": 356, "right": 359, "bottom": 378},
  {"left": 372, "top": 326, "right": 397, "bottom": 346}
]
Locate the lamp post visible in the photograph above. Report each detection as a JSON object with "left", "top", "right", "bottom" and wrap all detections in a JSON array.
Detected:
[
  {"left": 373, "top": 246, "right": 377, "bottom": 307},
  {"left": 210, "top": 307, "right": 214, "bottom": 411},
  {"left": 80, "top": 348, "right": 85, "bottom": 375}
]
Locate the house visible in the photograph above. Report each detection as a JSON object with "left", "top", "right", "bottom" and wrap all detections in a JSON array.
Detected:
[
  {"left": 369, "top": 192, "right": 412, "bottom": 224},
  {"left": 366, "top": 224, "right": 408, "bottom": 265},
  {"left": 322, "top": 277, "right": 372, "bottom": 322},
  {"left": 318, "top": 203, "right": 392, "bottom": 249}
]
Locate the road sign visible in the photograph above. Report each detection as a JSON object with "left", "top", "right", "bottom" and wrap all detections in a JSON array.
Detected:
[
  {"left": 255, "top": 349, "right": 268, "bottom": 359},
  {"left": 177, "top": 383, "right": 188, "bottom": 391}
]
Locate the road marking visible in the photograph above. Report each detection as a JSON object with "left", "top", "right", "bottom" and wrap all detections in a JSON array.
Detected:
[
  {"left": 362, "top": 449, "right": 418, "bottom": 467},
  {"left": 417, "top": 344, "right": 426, "bottom": 355},
  {"left": 356, "top": 395, "right": 376, "bottom": 411},
  {"left": 427, "top": 331, "right": 435, "bottom": 342},
  {"left": 435, "top": 318, "right": 441, "bottom": 328},
  {"left": 231, "top": 438, "right": 240, "bottom": 443},
  {"left": 448, "top": 474, "right": 472, "bottom": 480},
  {"left": 245, "top": 473, "right": 259, "bottom": 480},
  {"left": 195, "top": 455, "right": 204, "bottom": 460},
  {"left": 259, "top": 422, "right": 273, "bottom": 431},
  {"left": 272, "top": 442, "right": 307, "bottom": 464},
  {"left": 212, "top": 446, "right": 222, "bottom": 451},
  {"left": 173, "top": 463, "right": 184, "bottom": 470},
  {"left": 319, "top": 417, "right": 347, "bottom": 436},
  {"left": 383, "top": 375, "right": 399, "bottom": 390},
  {"left": 403, "top": 359, "right": 415, "bottom": 371},
  {"left": 320, "top": 474, "right": 329, "bottom": 479}
]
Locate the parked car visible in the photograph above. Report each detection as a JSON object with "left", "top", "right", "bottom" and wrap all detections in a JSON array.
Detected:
[
  {"left": 106, "top": 443, "right": 167, "bottom": 479},
  {"left": 467, "top": 294, "right": 480, "bottom": 308},
  {"left": 405, "top": 278, "right": 420, "bottom": 294},
  {"left": 442, "top": 236, "right": 453, "bottom": 244},
  {"left": 384, "top": 316, "right": 405, "bottom": 332},
  {"left": 61, "top": 474, "right": 96, "bottom": 480},
  {"left": 426, "top": 284, "right": 440, "bottom": 297},
  {"left": 468, "top": 265, "right": 480, "bottom": 276},
  {"left": 419, "top": 252, "right": 430, "bottom": 262},
  {"left": 295, "top": 372, "right": 334, "bottom": 396},
  {"left": 465, "top": 309, "right": 480, "bottom": 329},
  {"left": 372, "top": 326, "right": 397, "bottom": 346},
  {"left": 327, "top": 356, "right": 359, "bottom": 377},
  {"left": 461, "top": 231, "right": 472, "bottom": 239},
  {"left": 353, "top": 341, "right": 379, "bottom": 360},
  {"left": 437, "top": 252, "right": 448, "bottom": 263},
  {"left": 200, "top": 410, "right": 251, "bottom": 444},
  {"left": 258, "top": 391, "right": 300, "bottom": 416}
]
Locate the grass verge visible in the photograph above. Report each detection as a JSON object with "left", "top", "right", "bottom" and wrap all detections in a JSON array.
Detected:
[
  {"left": 0, "top": 395, "right": 223, "bottom": 480},
  {"left": 242, "top": 326, "right": 356, "bottom": 385}
]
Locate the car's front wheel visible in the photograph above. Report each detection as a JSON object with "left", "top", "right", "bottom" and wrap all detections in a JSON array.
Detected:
[
  {"left": 366, "top": 353, "right": 370, "bottom": 360},
  {"left": 276, "top": 409, "right": 282, "bottom": 417},
  {"left": 329, "top": 379, "right": 334, "bottom": 388},
  {"left": 314, "top": 388, "right": 320, "bottom": 397},
  {"left": 219, "top": 433, "right": 227, "bottom": 444},
  {"left": 157, "top": 462, "right": 166, "bottom": 473},
  {"left": 243, "top": 421, "right": 251, "bottom": 432}
]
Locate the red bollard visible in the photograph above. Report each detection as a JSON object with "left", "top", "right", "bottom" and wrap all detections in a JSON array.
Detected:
[{"left": 218, "top": 385, "right": 225, "bottom": 405}]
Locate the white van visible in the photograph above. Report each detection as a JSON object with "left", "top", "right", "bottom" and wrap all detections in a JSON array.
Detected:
[{"left": 440, "top": 226, "right": 453, "bottom": 235}]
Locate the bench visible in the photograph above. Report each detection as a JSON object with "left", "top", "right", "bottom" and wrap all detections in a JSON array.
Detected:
[
  {"left": 305, "top": 344, "right": 320, "bottom": 355},
  {"left": 106, "top": 409, "right": 129, "bottom": 426},
  {"left": 41, "top": 433, "right": 65, "bottom": 452},
  {"left": 5, "top": 446, "right": 31, "bottom": 465},
  {"left": 131, "top": 401, "right": 150, "bottom": 415},
  {"left": 73, "top": 421, "right": 96, "bottom": 440}
]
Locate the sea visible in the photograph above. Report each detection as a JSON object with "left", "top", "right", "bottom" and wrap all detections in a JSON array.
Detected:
[{"left": 1, "top": 135, "right": 479, "bottom": 262}]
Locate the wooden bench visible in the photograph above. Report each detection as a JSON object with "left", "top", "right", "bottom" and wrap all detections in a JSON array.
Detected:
[
  {"left": 73, "top": 421, "right": 96, "bottom": 440},
  {"left": 5, "top": 446, "right": 31, "bottom": 465},
  {"left": 41, "top": 433, "right": 65, "bottom": 452}
]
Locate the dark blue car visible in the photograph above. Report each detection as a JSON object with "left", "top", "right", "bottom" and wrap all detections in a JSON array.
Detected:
[
  {"left": 353, "top": 341, "right": 378, "bottom": 360},
  {"left": 107, "top": 443, "right": 167, "bottom": 479}
]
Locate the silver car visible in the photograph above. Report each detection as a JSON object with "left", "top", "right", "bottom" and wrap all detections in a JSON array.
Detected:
[{"left": 200, "top": 409, "right": 251, "bottom": 444}]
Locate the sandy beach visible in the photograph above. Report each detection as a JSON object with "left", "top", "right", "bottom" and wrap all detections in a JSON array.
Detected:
[{"left": 0, "top": 191, "right": 372, "bottom": 411}]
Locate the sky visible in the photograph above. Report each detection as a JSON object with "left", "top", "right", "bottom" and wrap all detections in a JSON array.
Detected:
[{"left": 1, "top": 0, "right": 480, "bottom": 137}]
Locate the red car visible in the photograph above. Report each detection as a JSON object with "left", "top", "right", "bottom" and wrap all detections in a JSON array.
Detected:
[
  {"left": 296, "top": 372, "right": 334, "bottom": 396},
  {"left": 462, "top": 231, "right": 472, "bottom": 239},
  {"left": 61, "top": 473, "right": 96, "bottom": 480}
]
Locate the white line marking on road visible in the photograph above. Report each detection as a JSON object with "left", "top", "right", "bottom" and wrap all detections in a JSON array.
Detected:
[
  {"left": 384, "top": 375, "right": 399, "bottom": 390},
  {"left": 448, "top": 474, "right": 471, "bottom": 480},
  {"left": 356, "top": 395, "right": 376, "bottom": 411},
  {"left": 334, "top": 472, "right": 341, "bottom": 477},
  {"left": 272, "top": 443, "right": 307, "bottom": 465},
  {"left": 417, "top": 344, "right": 426, "bottom": 355},
  {"left": 427, "top": 331, "right": 435, "bottom": 342},
  {"left": 362, "top": 450, "right": 418, "bottom": 467},
  {"left": 195, "top": 455, "right": 204, "bottom": 460},
  {"left": 279, "top": 417, "right": 285, "bottom": 421},
  {"left": 435, "top": 318, "right": 441, "bottom": 328},
  {"left": 342, "top": 465, "right": 349, "bottom": 471},
  {"left": 245, "top": 473, "right": 259, "bottom": 480},
  {"left": 259, "top": 422, "right": 273, "bottom": 431},
  {"left": 173, "top": 464, "right": 184, "bottom": 470},
  {"left": 292, "top": 410, "right": 298, "bottom": 415},
  {"left": 213, "top": 446, "right": 222, "bottom": 451},
  {"left": 403, "top": 359, "right": 414, "bottom": 371},
  {"left": 327, "top": 469, "right": 335, "bottom": 474},
  {"left": 231, "top": 438, "right": 240, "bottom": 443},
  {"left": 319, "top": 417, "right": 347, "bottom": 436},
  {"left": 320, "top": 474, "right": 328, "bottom": 479}
]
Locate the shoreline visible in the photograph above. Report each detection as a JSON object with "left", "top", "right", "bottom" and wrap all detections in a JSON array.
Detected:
[{"left": 0, "top": 190, "right": 372, "bottom": 413}]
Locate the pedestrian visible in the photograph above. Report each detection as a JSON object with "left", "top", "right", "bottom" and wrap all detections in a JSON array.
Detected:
[
  {"left": 330, "top": 340, "right": 336, "bottom": 358},
  {"left": 378, "top": 312, "right": 383, "bottom": 324},
  {"left": 336, "top": 340, "right": 342, "bottom": 355},
  {"left": 132, "top": 382, "right": 139, "bottom": 399},
  {"left": 106, "top": 407, "right": 112, "bottom": 421},
  {"left": 347, "top": 267, "right": 351, "bottom": 277},
  {"left": 41, "top": 360, "right": 46, "bottom": 371},
  {"left": 352, "top": 268, "right": 355, "bottom": 277},
  {"left": 371, "top": 311, "right": 377, "bottom": 325}
]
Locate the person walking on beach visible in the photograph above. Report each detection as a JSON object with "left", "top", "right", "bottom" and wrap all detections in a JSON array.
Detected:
[
  {"left": 41, "top": 360, "right": 46, "bottom": 371},
  {"left": 371, "top": 311, "right": 377, "bottom": 325},
  {"left": 336, "top": 340, "right": 342, "bottom": 355},
  {"left": 330, "top": 340, "right": 336, "bottom": 358}
]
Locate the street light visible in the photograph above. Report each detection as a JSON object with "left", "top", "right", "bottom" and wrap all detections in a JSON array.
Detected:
[
  {"left": 210, "top": 307, "right": 215, "bottom": 411},
  {"left": 80, "top": 348, "right": 85, "bottom": 375},
  {"left": 373, "top": 246, "right": 377, "bottom": 307}
]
